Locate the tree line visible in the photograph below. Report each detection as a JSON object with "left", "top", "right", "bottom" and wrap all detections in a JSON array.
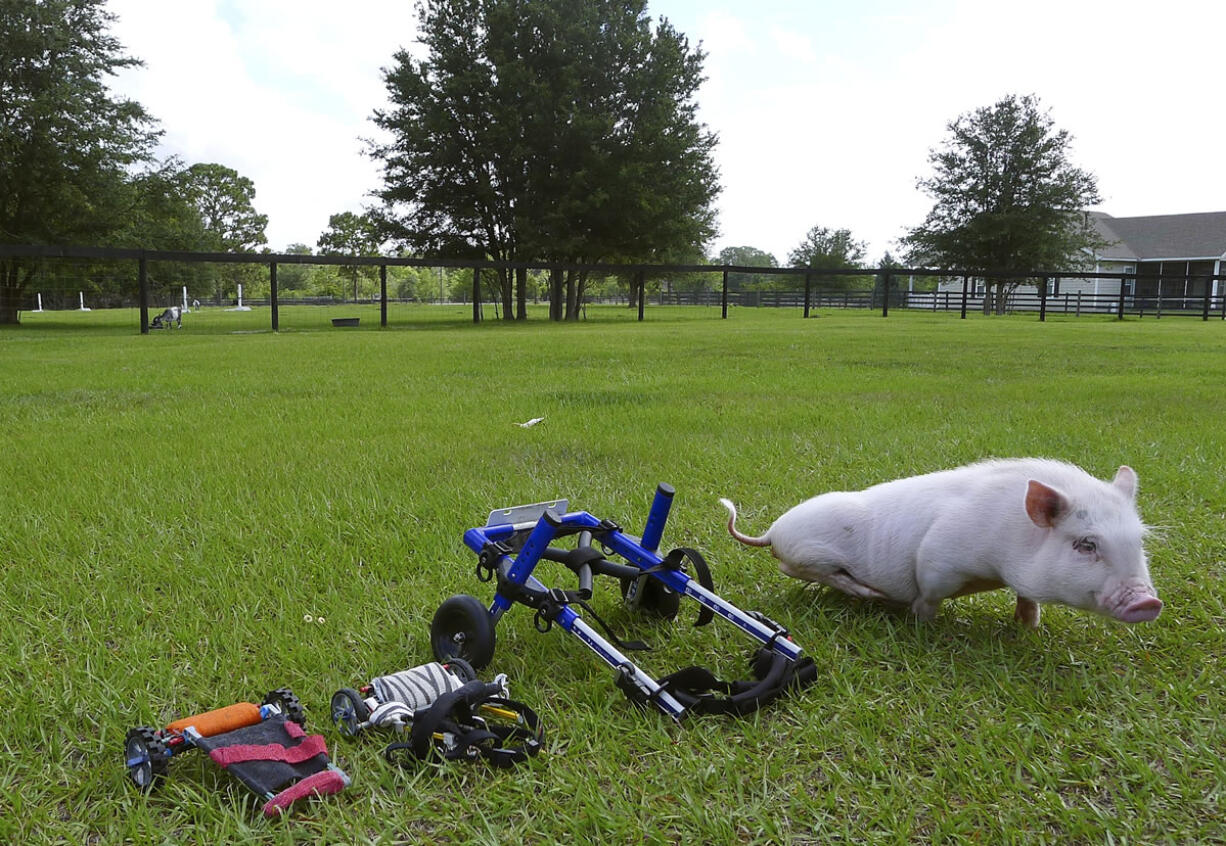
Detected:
[{"left": 1, "top": 0, "right": 1103, "bottom": 324}]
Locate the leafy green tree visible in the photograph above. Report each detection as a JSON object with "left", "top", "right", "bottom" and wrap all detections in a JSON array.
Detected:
[
  {"left": 317, "top": 211, "right": 382, "bottom": 301},
  {"left": 274, "top": 243, "right": 314, "bottom": 295},
  {"left": 179, "top": 163, "right": 268, "bottom": 252},
  {"left": 901, "top": 94, "right": 1102, "bottom": 314},
  {"left": 716, "top": 246, "right": 778, "bottom": 291},
  {"left": 788, "top": 225, "right": 868, "bottom": 290},
  {"left": 0, "top": 0, "right": 158, "bottom": 323},
  {"left": 370, "top": 0, "right": 719, "bottom": 321}
]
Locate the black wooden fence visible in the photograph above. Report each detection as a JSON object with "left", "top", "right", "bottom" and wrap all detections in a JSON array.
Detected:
[{"left": 1, "top": 243, "right": 1223, "bottom": 332}]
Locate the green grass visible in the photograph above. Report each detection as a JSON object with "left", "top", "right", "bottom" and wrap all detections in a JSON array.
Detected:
[{"left": 1, "top": 307, "right": 1223, "bottom": 844}]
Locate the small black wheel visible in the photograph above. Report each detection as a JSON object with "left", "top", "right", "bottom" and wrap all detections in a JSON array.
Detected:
[
  {"left": 330, "top": 688, "right": 370, "bottom": 737},
  {"left": 442, "top": 656, "right": 478, "bottom": 683},
  {"left": 431, "top": 594, "right": 496, "bottom": 669},
  {"left": 125, "top": 727, "right": 169, "bottom": 791},
  {"left": 263, "top": 688, "right": 306, "bottom": 726},
  {"left": 621, "top": 575, "right": 681, "bottom": 619}
]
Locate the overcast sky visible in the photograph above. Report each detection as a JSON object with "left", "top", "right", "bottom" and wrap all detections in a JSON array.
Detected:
[{"left": 108, "top": 0, "right": 1226, "bottom": 264}]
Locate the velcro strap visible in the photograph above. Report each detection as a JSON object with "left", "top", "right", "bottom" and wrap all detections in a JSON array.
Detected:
[
  {"left": 208, "top": 734, "right": 327, "bottom": 768},
  {"left": 663, "top": 547, "right": 715, "bottom": 627},
  {"left": 261, "top": 767, "right": 349, "bottom": 817},
  {"left": 646, "top": 647, "right": 818, "bottom": 717}
]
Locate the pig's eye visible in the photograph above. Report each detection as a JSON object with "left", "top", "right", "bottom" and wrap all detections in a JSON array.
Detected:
[{"left": 1073, "top": 537, "right": 1098, "bottom": 555}]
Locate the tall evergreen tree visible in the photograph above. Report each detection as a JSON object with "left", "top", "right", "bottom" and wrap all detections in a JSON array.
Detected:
[
  {"left": 370, "top": 0, "right": 719, "bottom": 320},
  {"left": 0, "top": 0, "right": 159, "bottom": 323},
  {"left": 901, "top": 94, "right": 1102, "bottom": 313}
]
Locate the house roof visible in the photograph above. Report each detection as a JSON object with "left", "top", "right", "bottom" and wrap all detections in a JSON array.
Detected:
[{"left": 1091, "top": 211, "right": 1226, "bottom": 262}]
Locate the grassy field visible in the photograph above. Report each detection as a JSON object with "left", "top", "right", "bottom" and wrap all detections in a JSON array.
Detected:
[{"left": 1, "top": 306, "right": 1223, "bottom": 844}]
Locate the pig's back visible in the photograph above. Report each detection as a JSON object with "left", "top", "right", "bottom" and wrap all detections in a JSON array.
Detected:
[{"left": 851, "top": 459, "right": 1080, "bottom": 596}]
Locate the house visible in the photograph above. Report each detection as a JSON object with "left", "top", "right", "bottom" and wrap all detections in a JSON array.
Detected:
[
  {"left": 1076, "top": 211, "right": 1226, "bottom": 305},
  {"left": 933, "top": 211, "right": 1226, "bottom": 308}
]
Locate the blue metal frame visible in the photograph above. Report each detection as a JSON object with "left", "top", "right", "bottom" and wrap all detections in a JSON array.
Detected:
[{"left": 458, "top": 484, "right": 806, "bottom": 720}]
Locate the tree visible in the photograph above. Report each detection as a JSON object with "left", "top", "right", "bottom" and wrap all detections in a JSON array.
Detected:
[
  {"left": 317, "top": 211, "right": 382, "bottom": 301},
  {"left": 901, "top": 94, "right": 1102, "bottom": 314},
  {"left": 0, "top": 0, "right": 158, "bottom": 324},
  {"left": 788, "top": 227, "right": 866, "bottom": 268},
  {"left": 370, "top": 0, "right": 719, "bottom": 321},
  {"left": 178, "top": 163, "right": 268, "bottom": 253},
  {"left": 275, "top": 243, "right": 314, "bottom": 294},
  {"left": 716, "top": 246, "right": 778, "bottom": 291}
]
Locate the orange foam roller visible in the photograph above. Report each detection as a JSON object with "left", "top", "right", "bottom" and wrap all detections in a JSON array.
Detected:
[{"left": 167, "top": 702, "right": 262, "bottom": 737}]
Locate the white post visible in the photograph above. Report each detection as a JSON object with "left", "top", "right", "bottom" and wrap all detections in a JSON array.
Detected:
[
  {"left": 182, "top": 286, "right": 189, "bottom": 312},
  {"left": 226, "top": 283, "right": 252, "bottom": 311},
  {"left": 34, "top": 293, "right": 43, "bottom": 313},
  {"left": 78, "top": 292, "right": 91, "bottom": 312}
]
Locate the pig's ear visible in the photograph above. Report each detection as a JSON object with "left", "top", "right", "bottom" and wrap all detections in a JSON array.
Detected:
[
  {"left": 1025, "top": 479, "right": 1068, "bottom": 528},
  {"left": 1112, "top": 465, "right": 1138, "bottom": 500}
]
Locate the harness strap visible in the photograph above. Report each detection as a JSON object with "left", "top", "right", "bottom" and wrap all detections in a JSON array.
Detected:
[
  {"left": 207, "top": 733, "right": 328, "bottom": 768},
  {"left": 574, "top": 599, "right": 650, "bottom": 652},
  {"left": 640, "top": 647, "right": 818, "bottom": 717},
  {"left": 261, "top": 766, "right": 350, "bottom": 817},
  {"left": 661, "top": 547, "right": 715, "bottom": 627}
]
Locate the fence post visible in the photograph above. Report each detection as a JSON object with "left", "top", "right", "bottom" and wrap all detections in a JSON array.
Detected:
[
  {"left": 1202, "top": 280, "right": 1211, "bottom": 321},
  {"left": 960, "top": 275, "right": 969, "bottom": 319},
  {"left": 721, "top": 269, "right": 729, "bottom": 319},
  {"left": 803, "top": 271, "right": 812, "bottom": 318},
  {"left": 636, "top": 269, "right": 645, "bottom": 321},
  {"left": 881, "top": 272, "right": 891, "bottom": 317},
  {"left": 269, "top": 261, "right": 279, "bottom": 332},
  {"left": 1038, "top": 275, "right": 1047, "bottom": 322},
  {"left": 138, "top": 255, "right": 150, "bottom": 332},
  {"left": 380, "top": 264, "right": 388, "bottom": 327},
  {"left": 472, "top": 266, "right": 481, "bottom": 323},
  {"left": 1118, "top": 277, "right": 1127, "bottom": 320},
  {"left": 138, "top": 253, "right": 149, "bottom": 334}
]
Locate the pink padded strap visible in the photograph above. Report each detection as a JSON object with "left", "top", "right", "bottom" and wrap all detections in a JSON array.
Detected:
[
  {"left": 207, "top": 734, "right": 327, "bottom": 768},
  {"left": 262, "top": 769, "right": 348, "bottom": 817}
]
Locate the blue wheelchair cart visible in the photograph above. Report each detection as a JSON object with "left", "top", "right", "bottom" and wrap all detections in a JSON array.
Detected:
[{"left": 430, "top": 484, "right": 816, "bottom": 721}]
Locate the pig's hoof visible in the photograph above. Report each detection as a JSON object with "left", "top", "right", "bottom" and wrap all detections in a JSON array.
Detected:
[{"left": 1013, "top": 597, "right": 1041, "bottom": 628}]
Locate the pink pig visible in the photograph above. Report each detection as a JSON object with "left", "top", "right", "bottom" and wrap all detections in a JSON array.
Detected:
[{"left": 721, "top": 459, "right": 1162, "bottom": 627}]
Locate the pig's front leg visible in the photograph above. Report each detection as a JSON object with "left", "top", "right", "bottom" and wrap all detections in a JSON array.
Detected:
[{"left": 1013, "top": 597, "right": 1041, "bottom": 628}]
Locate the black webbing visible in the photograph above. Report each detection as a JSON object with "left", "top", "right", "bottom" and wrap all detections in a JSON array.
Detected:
[{"left": 648, "top": 647, "right": 818, "bottom": 717}]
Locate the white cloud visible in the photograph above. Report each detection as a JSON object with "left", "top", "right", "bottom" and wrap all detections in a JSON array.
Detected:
[
  {"left": 102, "top": 0, "right": 1226, "bottom": 262},
  {"left": 107, "top": 0, "right": 415, "bottom": 250}
]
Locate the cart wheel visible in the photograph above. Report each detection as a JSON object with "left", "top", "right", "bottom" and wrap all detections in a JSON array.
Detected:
[
  {"left": 431, "top": 594, "right": 496, "bottom": 669},
  {"left": 443, "top": 656, "right": 478, "bottom": 683},
  {"left": 263, "top": 688, "right": 307, "bottom": 726},
  {"left": 125, "top": 727, "right": 169, "bottom": 791},
  {"left": 330, "top": 688, "right": 370, "bottom": 737},
  {"left": 621, "top": 575, "right": 681, "bottom": 619}
]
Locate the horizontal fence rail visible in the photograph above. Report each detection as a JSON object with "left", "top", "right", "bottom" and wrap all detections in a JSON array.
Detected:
[{"left": 1, "top": 243, "right": 1222, "bottom": 331}]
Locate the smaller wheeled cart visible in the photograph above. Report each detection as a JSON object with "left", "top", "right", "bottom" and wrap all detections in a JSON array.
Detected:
[{"left": 330, "top": 659, "right": 543, "bottom": 768}]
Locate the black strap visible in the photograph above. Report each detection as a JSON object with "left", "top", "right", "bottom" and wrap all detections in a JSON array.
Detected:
[
  {"left": 574, "top": 599, "right": 650, "bottom": 652},
  {"left": 650, "top": 647, "right": 818, "bottom": 717},
  {"left": 661, "top": 547, "right": 715, "bottom": 627}
]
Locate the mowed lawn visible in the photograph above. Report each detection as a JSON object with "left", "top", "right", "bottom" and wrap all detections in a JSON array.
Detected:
[{"left": 1, "top": 306, "right": 1223, "bottom": 844}]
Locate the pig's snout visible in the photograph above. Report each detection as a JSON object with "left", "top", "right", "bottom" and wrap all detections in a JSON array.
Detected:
[{"left": 1103, "top": 581, "right": 1163, "bottom": 623}]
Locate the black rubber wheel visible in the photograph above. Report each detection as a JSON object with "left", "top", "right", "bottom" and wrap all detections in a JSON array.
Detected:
[
  {"left": 330, "top": 688, "right": 370, "bottom": 737},
  {"left": 621, "top": 575, "right": 681, "bottom": 619},
  {"left": 431, "top": 594, "right": 496, "bottom": 669},
  {"left": 263, "top": 688, "right": 306, "bottom": 726},
  {"left": 124, "top": 727, "right": 169, "bottom": 791},
  {"left": 443, "top": 656, "right": 478, "bottom": 683}
]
